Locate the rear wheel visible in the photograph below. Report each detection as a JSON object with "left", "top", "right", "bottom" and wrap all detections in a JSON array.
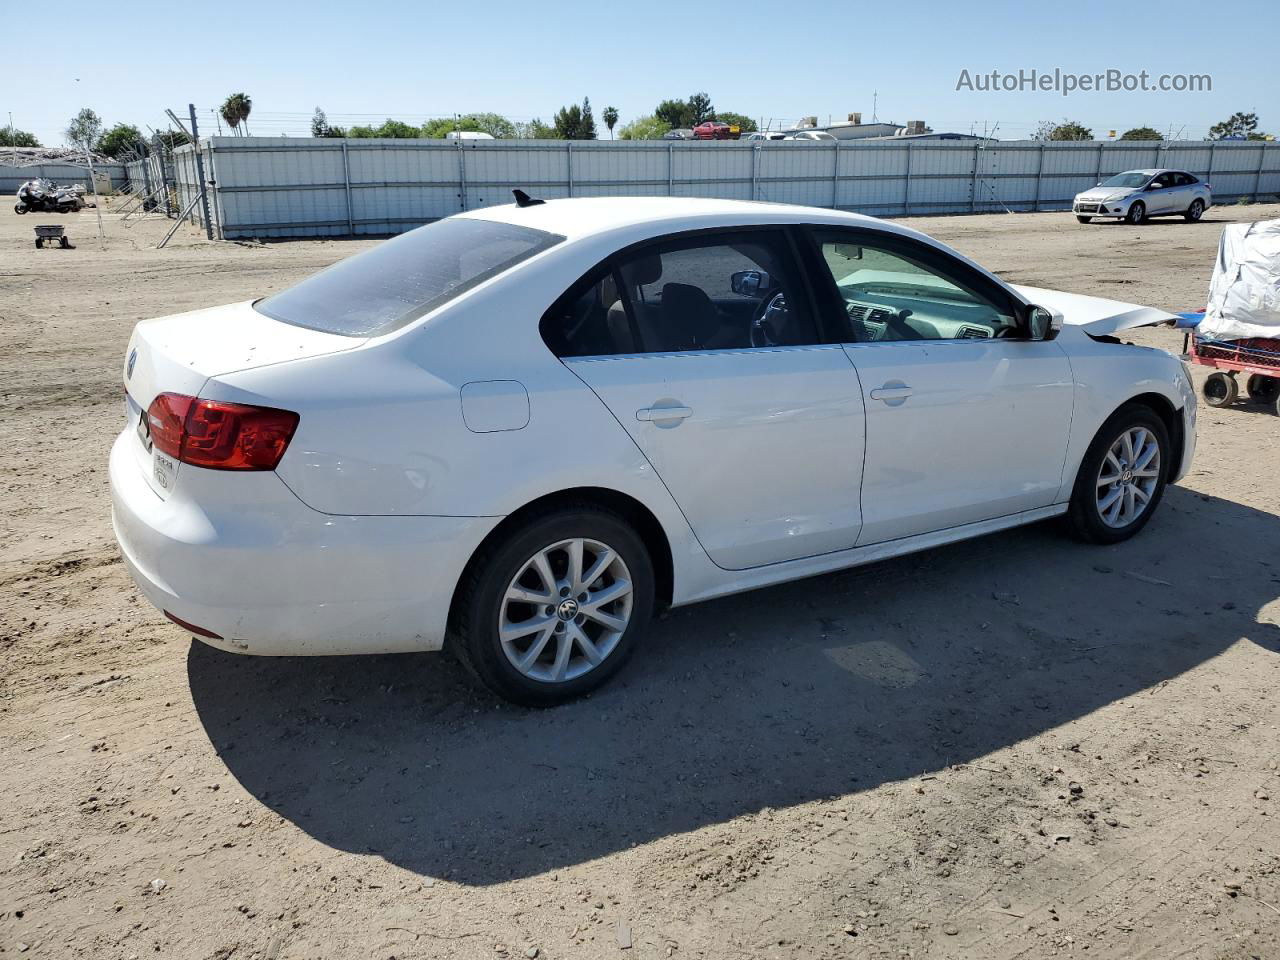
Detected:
[
  {"left": 1067, "top": 404, "right": 1170, "bottom": 544},
  {"left": 1076, "top": 216, "right": 1092, "bottom": 224},
  {"left": 1202, "top": 371, "right": 1238, "bottom": 407},
  {"left": 1185, "top": 198, "right": 1205, "bottom": 222},
  {"left": 450, "top": 505, "right": 655, "bottom": 706},
  {"left": 1245, "top": 374, "right": 1280, "bottom": 405},
  {"left": 1126, "top": 201, "right": 1146, "bottom": 225}
]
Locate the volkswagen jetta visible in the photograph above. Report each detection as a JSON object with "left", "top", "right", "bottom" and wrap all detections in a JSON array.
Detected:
[{"left": 111, "top": 196, "right": 1196, "bottom": 704}]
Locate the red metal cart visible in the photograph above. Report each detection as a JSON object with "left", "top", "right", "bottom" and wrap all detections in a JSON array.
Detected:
[{"left": 1184, "top": 320, "right": 1280, "bottom": 413}]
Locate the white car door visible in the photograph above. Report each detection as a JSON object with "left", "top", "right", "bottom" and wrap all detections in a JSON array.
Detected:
[
  {"left": 544, "top": 229, "right": 866, "bottom": 570},
  {"left": 807, "top": 229, "right": 1075, "bottom": 545},
  {"left": 1145, "top": 172, "right": 1178, "bottom": 214}
]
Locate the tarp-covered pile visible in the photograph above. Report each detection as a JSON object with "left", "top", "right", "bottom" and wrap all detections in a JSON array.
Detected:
[{"left": 1201, "top": 219, "right": 1280, "bottom": 341}]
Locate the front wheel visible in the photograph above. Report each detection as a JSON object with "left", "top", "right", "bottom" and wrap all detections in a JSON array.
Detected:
[
  {"left": 1245, "top": 374, "right": 1279, "bottom": 405},
  {"left": 1126, "top": 201, "right": 1146, "bottom": 225},
  {"left": 1202, "top": 371, "right": 1238, "bottom": 408},
  {"left": 1076, "top": 216, "right": 1092, "bottom": 224},
  {"left": 1067, "top": 404, "right": 1170, "bottom": 544},
  {"left": 450, "top": 505, "right": 655, "bottom": 706},
  {"left": 15, "top": 203, "right": 27, "bottom": 214},
  {"left": 1185, "top": 199, "right": 1205, "bottom": 222}
]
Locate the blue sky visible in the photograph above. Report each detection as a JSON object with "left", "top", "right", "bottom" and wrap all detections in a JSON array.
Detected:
[{"left": 9, "top": 0, "right": 1277, "bottom": 146}]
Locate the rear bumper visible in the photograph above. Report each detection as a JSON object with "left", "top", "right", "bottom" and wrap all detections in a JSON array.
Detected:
[{"left": 109, "top": 431, "right": 500, "bottom": 655}]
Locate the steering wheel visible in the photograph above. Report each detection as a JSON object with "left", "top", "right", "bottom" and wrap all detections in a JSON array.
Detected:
[{"left": 750, "top": 290, "right": 789, "bottom": 347}]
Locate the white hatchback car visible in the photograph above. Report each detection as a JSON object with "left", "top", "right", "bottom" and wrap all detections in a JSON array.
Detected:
[{"left": 111, "top": 196, "right": 1196, "bottom": 704}]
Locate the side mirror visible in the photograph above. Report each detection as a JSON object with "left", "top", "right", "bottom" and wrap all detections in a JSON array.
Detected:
[
  {"left": 731, "top": 269, "right": 770, "bottom": 297},
  {"left": 1025, "top": 305, "right": 1061, "bottom": 341},
  {"left": 1146, "top": 182, "right": 1162, "bottom": 191},
  {"left": 830, "top": 242, "right": 863, "bottom": 261}
]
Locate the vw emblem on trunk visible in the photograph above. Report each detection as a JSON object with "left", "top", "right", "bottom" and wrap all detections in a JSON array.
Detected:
[{"left": 127, "top": 348, "right": 137, "bottom": 379}]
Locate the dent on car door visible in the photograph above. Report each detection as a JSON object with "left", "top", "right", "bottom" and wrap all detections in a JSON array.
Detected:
[
  {"left": 542, "top": 229, "right": 866, "bottom": 571},
  {"left": 806, "top": 229, "right": 1075, "bottom": 545}
]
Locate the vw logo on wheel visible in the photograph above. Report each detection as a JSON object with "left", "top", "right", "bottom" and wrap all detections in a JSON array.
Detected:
[
  {"left": 556, "top": 598, "right": 580, "bottom": 621},
  {"left": 126, "top": 348, "right": 137, "bottom": 379}
]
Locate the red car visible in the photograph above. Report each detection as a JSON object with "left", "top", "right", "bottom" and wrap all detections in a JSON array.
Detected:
[{"left": 692, "top": 120, "right": 741, "bottom": 140}]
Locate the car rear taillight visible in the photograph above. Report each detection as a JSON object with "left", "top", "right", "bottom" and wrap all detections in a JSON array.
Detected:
[{"left": 145, "top": 393, "right": 299, "bottom": 470}]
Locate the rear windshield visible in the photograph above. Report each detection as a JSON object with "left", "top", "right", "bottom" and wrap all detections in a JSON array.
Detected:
[{"left": 255, "top": 218, "right": 564, "bottom": 336}]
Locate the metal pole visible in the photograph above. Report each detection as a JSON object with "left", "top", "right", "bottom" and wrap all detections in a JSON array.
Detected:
[
  {"left": 751, "top": 143, "right": 759, "bottom": 201},
  {"left": 1207, "top": 140, "right": 1217, "bottom": 194},
  {"left": 1033, "top": 142, "right": 1045, "bottom": 212},
  {"left": 85, "top": 148, "right": 106, "bottom": 243},
  {"left": 970, "top": 141, "right": 980, "bottom": 212},
  {"left": 668, "top": 141, "right": 674, "bottom": 196},
  {"left": 1094, "top": 141, "right": 1104, "bottom": 185},
  {"left": 1254, "top": 143, "right": 1268, "bottom": 201},
  {"left": 831, "top": 141, "right": 840, "bottom": 209},
  {"left": 904, "top": 142, "right": 913, "bottom": 215},
  {"left": 341, "top": 140, "right": 354, "bottom": 234},
  {"left": 188, "top": 104, "right": 213, "bottom": 240},
  {"left": 566, "top": 141, "right": 573, "bottom": 198},
  {"left": 456, "top": 141, "right": 467, "bottom": 211}
]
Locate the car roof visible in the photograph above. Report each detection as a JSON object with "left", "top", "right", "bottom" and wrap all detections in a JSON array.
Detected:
[{"left": 459, "top": 196, "right": 924, "bottom": 243}]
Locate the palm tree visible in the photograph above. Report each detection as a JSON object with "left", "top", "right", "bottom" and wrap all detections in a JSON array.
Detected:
[
  {"left": 220, "top": 96, "right": 241, "bottom": 136},
  {"left": 221, "top": 93, "right": 253, "bottom": 136},
  {"left": 603, "top": 106, "right": 619, "bottom": 139}
]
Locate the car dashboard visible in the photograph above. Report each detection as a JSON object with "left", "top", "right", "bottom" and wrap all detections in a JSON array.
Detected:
[{"left": 840, "top": 282, "right": 1006, "bottom": 342}]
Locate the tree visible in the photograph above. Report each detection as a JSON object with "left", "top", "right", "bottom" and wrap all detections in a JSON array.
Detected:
[
  {"left": 221, "top": 93, "right": 253, "bottom": 136},
  {"left": 0, "top": 124, "right": 41, "bottom": 147},
  {"left": 602, "top": 106, "right": 619, "bottom": 139},
  {"left": 516, "top": 118, "right": 559, "bottom": 139},
  {"left": 1049, "top": 120, "right": 1093, "bottom": 141},
  {"left": 1208, "top": 111, "right": 1260, "bottom": 140},
  {"left": 346, "top": 125, "right": 376, "bottom": 138},
  {"left": 311, "top": 107, "right": 331, "bottom": 137},
  {"left": 713, "top": 111, "right": 757, "bottom": 133},
  {"left": 579, "top": 98, "right": 598, "bottom": 140},
  {"left": 373, "top": 119, "right": 421, "bottom": 138},
  {"left": 422, "top": 113, "right": 517, "bottom": 139},
  {"left": 687, "top": 92, "right": 714, "bottom": 125},
  {"left": 618, "top": 115, "right": 671, "bottom": 140},
  {"left": 65, "top": 108, "right": 103, "bottom": 151},
  {"left": 95, "top": 123, "right": 142, "bottom": 157},
  {"left": 655, "top": 98, "right": 693, "bottom": 129},
  {"left": 554, "top": 100, "right": 597, "bottom": 140},
  {"left": 1120, "top": 126, "right": 1163, "bottom": 141}
]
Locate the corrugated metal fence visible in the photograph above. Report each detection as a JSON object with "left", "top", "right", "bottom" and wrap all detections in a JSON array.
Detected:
[{"left": 166, "top": 136, "right": 1280, "bottom": 240}]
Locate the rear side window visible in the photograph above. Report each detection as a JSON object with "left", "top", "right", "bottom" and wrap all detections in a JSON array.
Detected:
[{"left": 256, "top": 218, "right": 563, "bottom": 337}]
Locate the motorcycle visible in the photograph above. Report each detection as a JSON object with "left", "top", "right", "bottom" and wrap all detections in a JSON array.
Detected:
[{"left": 15, "top": 178, "right": 84, "bottom": 215}]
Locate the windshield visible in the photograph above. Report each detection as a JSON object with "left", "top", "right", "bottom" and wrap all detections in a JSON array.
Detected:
[
  {"left": 1100, "top": 172, "right": 1151, "bottom": 189},
  {"left": 255, "top": 217, "right": 564, "bottom": 337}
]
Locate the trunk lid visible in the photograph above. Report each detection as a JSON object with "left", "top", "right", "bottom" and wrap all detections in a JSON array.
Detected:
[
  {"left": 122, "top": 300, "right": 362, "bottom": 498},
  {"left": 1011, "top": 285, "right": 1178, "bottom": 337}
]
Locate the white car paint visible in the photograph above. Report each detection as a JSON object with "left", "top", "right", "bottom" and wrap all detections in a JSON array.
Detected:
[{"left": 110, "top": 197, "right": 1196, "bottom": 660}]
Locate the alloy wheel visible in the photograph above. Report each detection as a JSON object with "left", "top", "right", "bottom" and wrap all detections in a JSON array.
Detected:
[
  {"left": 1095, "top": 427, "right": 1161, "bottom": 528},
  {"left": 498, "top": 538, "right": 634, "bottom": 683}
]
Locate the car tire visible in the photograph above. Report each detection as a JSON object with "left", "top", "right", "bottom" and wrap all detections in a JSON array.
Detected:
[
  {"left": 1245, "top": 374, "right": 1280, "bottom": 405},
  {"left": 1184, "top": 199, "right": 1205, "bottom": 222},
  {"left": 1126, "top": 201, "right": 1146, "bottom": 225},
  {"left": 1202, "top": 371, "right": 1238, "bottom": 408},
  {"left": 1066, "top": 403, "right": 1171, "bottom": 545},
  {"left": 1076, "top": 216, "right": 1092, "bottom": 224},
  {"left": 450, "top": 504, "right": 655, "bottom": 707}
]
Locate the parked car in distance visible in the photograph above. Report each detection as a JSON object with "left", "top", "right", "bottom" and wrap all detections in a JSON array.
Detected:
[
  {"left": 785, "top": 130, "right": 838, "bottom": 141},
  {"left": 663, "top": 128, "right": 693, "bottom": 140},
  {"left": 692, "top": 120, "right": 740, "bottom": 140},
  {"left": 742, "top": 131, "right": 787, "bottom": 142},
  {"left": 1073, "top": 169, "right": 1211, "bottom": 225},
  {"left": 446, "top": 130, "right": 495, "bottom": 140},
  {"left": 111, "top": 195, "right": 1196, "bottom": 706}
]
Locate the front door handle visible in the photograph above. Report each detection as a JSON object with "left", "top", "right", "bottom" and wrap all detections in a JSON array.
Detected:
[
  {"left": 637, "top": 405, "right": 693, "bottom": 422},
  {"left": 869, "top": 383, "right": 913, "bottom": 404}
]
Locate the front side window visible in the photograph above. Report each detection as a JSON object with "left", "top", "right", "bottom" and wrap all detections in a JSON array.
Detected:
[
  {"left": 812, "top": 231, "right": 1019, "bottom": 342},
  {"left": 257, "top": 217, "right": 563, "bottom": 337},
  {"left": 1152, "top": 172, "right": 1177, "bottom": 188},
  {"left": 542, "top": 231, "right": 821, "bottom": 357}
]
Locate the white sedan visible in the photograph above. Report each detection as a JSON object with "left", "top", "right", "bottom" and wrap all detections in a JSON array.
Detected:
[
  {"left": 1072, "top": 168, "right": 1212, "bottom": 225},
  {"left": 111, "top": 196, "right": 1196, "bottom": 705}
]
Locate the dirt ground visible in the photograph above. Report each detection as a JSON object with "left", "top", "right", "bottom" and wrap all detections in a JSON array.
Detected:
[{"left": 2, "top": 198, "right": 1280, "bottom": 960}]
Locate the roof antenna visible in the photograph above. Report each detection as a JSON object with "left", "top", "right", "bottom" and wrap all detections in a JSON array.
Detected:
[{"left": 512, "top": 189, "right": 545, "bottom": 207}]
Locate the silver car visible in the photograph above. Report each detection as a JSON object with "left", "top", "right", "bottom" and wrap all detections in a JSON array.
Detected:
[{"left": 1073, "top": 169, "right": 1212, "bottom": 225}]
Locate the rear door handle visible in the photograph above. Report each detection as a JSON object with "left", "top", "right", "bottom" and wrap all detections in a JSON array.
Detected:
[
  {"left": 869, "top": 384, "right": 913, "bottom": 403},
  {"left": 637, "top": 405, "right": 693, "bottom": 422}
]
